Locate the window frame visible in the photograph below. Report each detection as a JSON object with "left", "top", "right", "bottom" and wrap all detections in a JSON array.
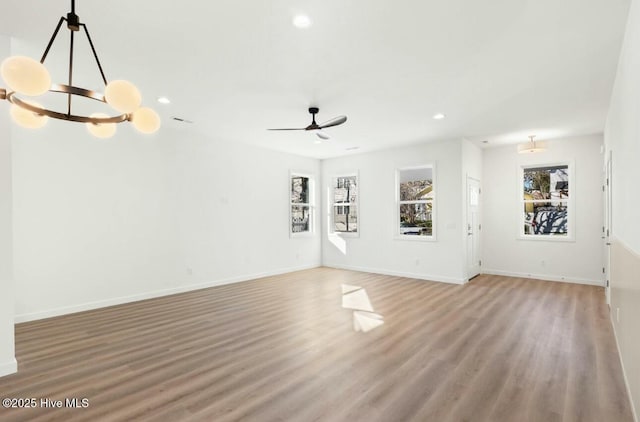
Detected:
[
  {"left": 518, "top": 161, "right": 575, "bottom": 242},
  {"left": 329, "top": 172, "right": 360, "bottom": 237},
  {"left": 289, "top": 171, "right": 315, "bottom": 238},
  {"left": 395, "top": 164, "right": 436, "bottom": 241}
]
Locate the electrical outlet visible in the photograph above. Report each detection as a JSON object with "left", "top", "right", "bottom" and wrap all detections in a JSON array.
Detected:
[{"left": 415, "top": 259, "right": 420, "bottom": 266}]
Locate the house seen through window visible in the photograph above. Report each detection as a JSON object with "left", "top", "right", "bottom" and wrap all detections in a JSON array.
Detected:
[
  {"left": 522, "top": 164, "right": 569, "bottom": 236},
  {"left": 332, "top": 175, "right": 358, "bottom": 233},
  {"left": 290, "top": 174, "right": 312, "bottom": 235},
  {"left": 397, "top": 166, "right": 434, "bottom": 237}
]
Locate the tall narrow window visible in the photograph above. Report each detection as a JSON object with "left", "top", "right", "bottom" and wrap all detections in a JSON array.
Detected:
[
  {"left": 290, "top": 174, "right": 312, "bottom": 235},
  {"left": 332, "top": 174, "right": 358, "bottom": 234},
  {"left": 521, "top": 164, "right": 570, "bottom": 237},
  {"left": 397, "top": 166, "right": 435, "bottom": 238}
]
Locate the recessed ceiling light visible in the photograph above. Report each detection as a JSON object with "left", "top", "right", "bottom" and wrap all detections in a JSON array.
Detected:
[
  {"left": 314, "top": 140, "right": 322, "bottom": 144},
  {"left": 345, "top": 146, "right": 360, "bottom": 151},
  {"left": 293, "top": 14, "right": 312, "bottom": 28},
  {"left": 157, "top": 96, "right": 171, "bottom": 104},
  {"left": 432, "top": 113, "right": 446, "bottom": 120}
]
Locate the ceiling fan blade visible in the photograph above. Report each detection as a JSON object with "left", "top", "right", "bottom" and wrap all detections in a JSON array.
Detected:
[
  {"left": 267, "top": 128, "right": 307, "bottom": 131},
  {"left": 319, "top": 115, "right": 347, "bottom": 129},
  {"left": 316, "top": 131, "right": 331, "bottom": 140}
]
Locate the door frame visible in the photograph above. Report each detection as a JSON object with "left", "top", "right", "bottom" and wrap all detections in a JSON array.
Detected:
[
  {"left": 466, "top": 176, "right": 482, "bottom": 280},
  {"left": 604, "top": 151, "right": 612, "bottom": 304}
]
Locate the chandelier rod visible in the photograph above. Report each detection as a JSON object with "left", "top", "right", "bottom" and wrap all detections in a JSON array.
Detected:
[
  {"left": 68, "top": 25, "right": 74, "bottom": 114},
  {"left": 40, "top": 18, "right": 64, "bottom": 64},
  {"left": 82, "top": 25, "right": 108, "bottom": 86}
]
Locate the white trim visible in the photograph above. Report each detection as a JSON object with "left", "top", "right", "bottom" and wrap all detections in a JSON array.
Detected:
[
  {"left": 481, "top": 269, "right": 604, "bottom": 286},
  {"left": 395, "top": 163, "right": 437, "bottom": 241},
  {"left": 14, "top": 263, "right": 321, "bottom": 323},
  {"left": 325, "top": 263, "right": 465, "bottom": 285},
  {"left": 610, "top": 310, "right": 639, "bottom": 422},
  {"left": 329, "top": 172, "right": 360, "bottom": 236},
  {"left": 0, "top": 358, "right": 17, "bottom": 378}
]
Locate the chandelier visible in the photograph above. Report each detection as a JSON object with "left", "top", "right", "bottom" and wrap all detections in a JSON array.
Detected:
[{"left": 0, "top": 0, "right": 160, "bottom": 138}]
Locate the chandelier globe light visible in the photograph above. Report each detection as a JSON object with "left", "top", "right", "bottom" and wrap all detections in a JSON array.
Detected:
[
  {"left": 10, "top": 101, "right": 48, "bottom": 129},
  {"left": 0, "top": 0, "right": 160, "bottom": 137},
  {"left": 131, "top": 107, "right": 161, "bottom": 134},
  {"left": 105, "top": 80, "right": 142, "bottom": 114},
  {"left": 1, "top": 56, "right": 52, "bottom": 96},
  {"left": 86, "top": 113, "right": 116, "bottom": 138}
]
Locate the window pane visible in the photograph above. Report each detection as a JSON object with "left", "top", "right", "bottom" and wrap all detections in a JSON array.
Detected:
[
  {"left": 523, "top": 166, "right": 569, "bottom": 200},
  {"left": 333, "top": 176, "right": 357, "bottom": 203},
  {"left": 291, "top": 205, "right": 310, "bottom": 233},
  {"left": 523, "top": 203, "right": 567, "bottom": 235},
  {"left": 291, "top": 176, "right": 309, "bottom": 204},
  {"left": 399, "top": 168, "right": 433, "bottom": 201},
  {"left": 334, "top": 205, "right": 358, "bottom": 232},
  {"left": 399, "top": 203, "right": 433, "bottom": 236}
]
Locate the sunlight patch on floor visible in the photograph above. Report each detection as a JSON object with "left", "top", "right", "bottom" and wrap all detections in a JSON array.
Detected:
[{"left": 341, "top": 284, "right": 384, "bottom": 333}]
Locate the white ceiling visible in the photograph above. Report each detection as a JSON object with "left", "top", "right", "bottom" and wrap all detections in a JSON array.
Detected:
[{"left": 1, "top": 0, "right": 631, "bottom": 159}]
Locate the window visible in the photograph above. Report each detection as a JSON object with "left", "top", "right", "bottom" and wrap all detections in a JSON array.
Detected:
[
  {"left": 397, "top": 166, "right": 435, "bottom": 238},
  {"left": 521, "top": 164, "right": 571, "bottom": 238},
  {"left": 290, "top": 173, "right": 313, "bottom": 235},
  {"left": 331, "top": 174, "right": 358, "bottom": 234}
]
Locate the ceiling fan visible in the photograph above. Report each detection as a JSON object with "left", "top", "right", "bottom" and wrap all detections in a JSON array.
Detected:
[{"left": 268, "top": 107, "right": 347, "bottom": 140}]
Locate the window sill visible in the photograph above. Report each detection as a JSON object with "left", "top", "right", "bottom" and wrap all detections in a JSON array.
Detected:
[
  {"left": 291, "top": 232, "right": 315, "bottom": 239},
  {"left": 394, "top": 235, "right": 437, "bottom": 242},
  {"left": 517, "top": 235, "right": 575, "bottom": 243},
  {"left": 330, "top": 232, "right": 359, "bottom": 238}
]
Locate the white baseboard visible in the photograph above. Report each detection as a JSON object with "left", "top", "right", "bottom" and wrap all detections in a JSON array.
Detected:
[
  {"left": 481, "top": 269, "right": 604, "bottom": 287},
  {"left": 14, "top": 263, "right": 321, "bottom": 323},
  {"left": 324, "top": 263, "right": 465, "bottom": 285},
  {"left": 0, "top": 358, "right": 17, "bottom": 378},
  {"left": 610, "top": 310, "right": 639, "bottom": 422}
]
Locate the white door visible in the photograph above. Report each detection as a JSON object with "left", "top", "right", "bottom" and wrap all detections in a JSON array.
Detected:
[
  {"left": 604, "top": 152, "right": 612, "bottom": 304},
  {"left": 466, "top": 177, "right": 481, "bottom": 279}
]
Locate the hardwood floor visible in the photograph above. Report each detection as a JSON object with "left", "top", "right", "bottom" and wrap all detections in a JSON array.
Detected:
[{"left": 0, "top": 268, "right": 634, "bottom": 422}]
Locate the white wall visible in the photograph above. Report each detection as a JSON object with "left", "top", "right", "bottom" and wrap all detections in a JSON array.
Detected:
[
  {"left": 321, "top": 140, "right": 466, "bottom": 284},
  {"left": 462, "top": 139, "right": 482, "bottom": 183},
  {"left": 605, "top": 0, "right": 640, "bottom": 416},
  {"left": 12, "top": 122, "right": 320, "bottom": 322},
  {"left": 0, "top": 35, "right": 17, "bottom": 377},
  {"left": 482, "top": 134, "right": 604, "bottom": 285}
]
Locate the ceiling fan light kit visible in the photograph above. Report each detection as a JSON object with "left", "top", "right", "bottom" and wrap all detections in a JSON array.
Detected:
[
  {"left": 0, "top": 0, "right": 160, "bottom": 138},
  {"left": 268, "top": 107, "right": 347, "bottom": 141}
]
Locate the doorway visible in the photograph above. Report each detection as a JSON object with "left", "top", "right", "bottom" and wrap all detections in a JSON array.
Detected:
[{"left": 466, "top": 177, "right": 482, "bottom": 280}]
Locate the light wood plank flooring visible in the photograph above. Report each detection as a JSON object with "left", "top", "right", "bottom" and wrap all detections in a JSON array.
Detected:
[{"left": 0, "top": 268, "right": 634, "bottom": 422}]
